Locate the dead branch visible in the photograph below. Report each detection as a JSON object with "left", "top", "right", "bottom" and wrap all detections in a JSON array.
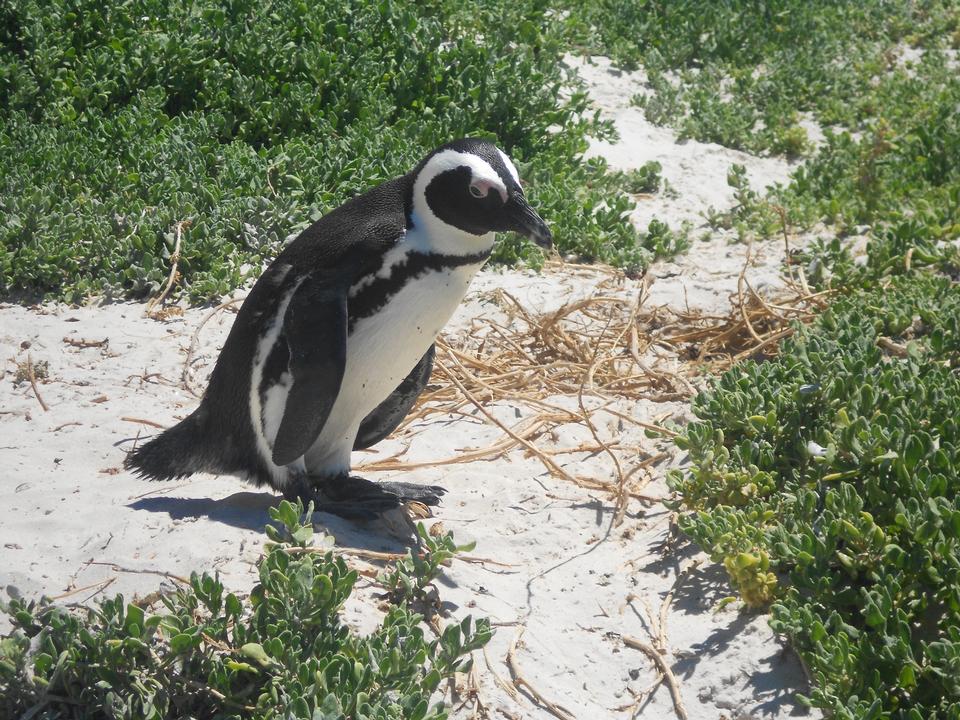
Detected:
[
  {"left": 877, "top": 336, "right": 909, "bottom": 358},
  {"left": 622, "top": 635, "right": 688, "bottom": 720},
  {"left": 121, "top": 416, "right": 168, "bottom": 429},
  {"left": 506, "top": 628, "right": 576, "bottom": 720},
  {"left": 26, "top": 354, "right": 49, "bottom": 412},
  {"left": 182, "top": 297, "right": 245, "bottom": 396},
  {"left": 62, "top": 336, "right": 108, "bottom": 349},
  {"left": 85, "top": 561, "right": 189, "bottom": 585},
  {"left": 146, "top": 219, "right": 189, "bottom": 317},
  {"left": 49, "top": 577, "right": 116, "bottom": 601},
  {"left": 484, "top": 646, "right": 523, "bottom": 703},
  {"left": 437, "top": 354, "right": 580, "bottom": 485}
]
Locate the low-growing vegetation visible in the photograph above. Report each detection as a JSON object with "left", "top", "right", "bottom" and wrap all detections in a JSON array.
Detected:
[
  {"left": 0, "top": 501, "right": 490, "bottom": 719},
  {"left": 568, "top": 0, "right": 960, "bottom": 255},
  {"left": 669, "top": 266, "right": 960, "bottom": 717},
  {"left": 6, "top": 0, "right": 960, "bottom": 716},
  {"left": 566, "top": 0, "right": 959, "bottom": 154},
  {"left": 6, "top": 1, "right": 957, "bottom": 302},
  {"left": 571, "top": 3, "right": 960, "bottom": 715},
  {"left": 0, "top": 0, "right": 673, "bottom": 303}
]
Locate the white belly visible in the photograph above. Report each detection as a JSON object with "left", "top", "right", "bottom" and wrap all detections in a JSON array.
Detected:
[{"left": 301, "top": 261, "right": 484, "bottom": 475}]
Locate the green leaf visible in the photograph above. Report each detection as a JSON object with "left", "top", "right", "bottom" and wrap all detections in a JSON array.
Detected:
[
  {"left": 898, "top": 664, "right": 917, "bottom": 689},
  {"left": 170, "top": 633, "right": 196, "bottom": 654},
  {"left": 123, "top": 603, "right": 145, "bottom": 636},
  {"left": 225, "top": 660, "right": 258, "bottom": 673},
  {"left": 292, "top": 525, "right": 314, "bottom": 545},
  {"left": 240, "top": 643, "right": 274, "bottom": 667}
]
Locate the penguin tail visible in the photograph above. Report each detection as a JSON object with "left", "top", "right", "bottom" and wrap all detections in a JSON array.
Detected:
[{"left": 124, "top": 411, "right": 211, "bottom": 481}]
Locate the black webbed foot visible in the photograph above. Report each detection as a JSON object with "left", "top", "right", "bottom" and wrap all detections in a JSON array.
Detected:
[
  {"left": 376, "top": 480, "right": 446, "bottom": 507},
  {"left": 292, "top": 475, "right": 446, "bottom": 521}
]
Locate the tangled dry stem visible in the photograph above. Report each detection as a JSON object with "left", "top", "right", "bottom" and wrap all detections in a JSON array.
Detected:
[
  {"left": 355, "top": 260, "right": 824, "bottom": 518},
  {"left": 506, "top": 627, "right": 576, "bottom": 720},
  {"left": 25, "top": 354, "right": 49, "bottom": 412},
  {"left": 146, "top": 219, "right": 190, "bottom": 319},
  {"left": 180, "top": 260, "right": 823, "bottom": 517}
]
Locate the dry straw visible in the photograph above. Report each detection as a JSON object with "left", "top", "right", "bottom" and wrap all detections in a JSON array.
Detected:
[
  {"left": 179, "top": 258, "right": 826, "bottom": 523},
  {"left": 354, "top": 259, "right": 826, "bottom": 524}
]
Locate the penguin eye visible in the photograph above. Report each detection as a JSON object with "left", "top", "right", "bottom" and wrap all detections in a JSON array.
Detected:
[{"left": 469, "top": 184, "right": 485, "bottom": 199}]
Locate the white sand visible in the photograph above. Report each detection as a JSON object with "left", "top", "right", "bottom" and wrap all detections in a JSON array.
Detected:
[
  {"left": 0, "top": 57, "right": 820, "bottom": 719},
  {"left": 568, "top": 56, "right": 795, "bottom": 234}
]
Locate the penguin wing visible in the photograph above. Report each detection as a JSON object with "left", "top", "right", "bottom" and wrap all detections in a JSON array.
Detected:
[
  {"left": 271, "top": 276, "right": 348, "bottom": 467},
  {"left": 353, "top": 344, "right": 435, "bottom": 451}
]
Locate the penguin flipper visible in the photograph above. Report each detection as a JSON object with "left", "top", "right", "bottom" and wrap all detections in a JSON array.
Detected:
[
  {"left": 271, "top": 278, "right": 348, "bottom": 467},
  {"left": 353, "top": 344, "right": 435, "bottom": 450}
]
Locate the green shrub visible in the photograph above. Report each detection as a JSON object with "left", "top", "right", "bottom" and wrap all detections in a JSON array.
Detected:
[
  {"left": 640, "top": 216, "right": 689, "bottom": 260},
  {"left": 0, "top": 0, "right": 655, "bottom": 302},
  {"left": 0, "top": 500, "right": 491, "bottom": 719},
  {"left": 567, "top": 0, "right": 958, "bottom": 153},
  {"left": 568, "top": 0, "right": 960, "bottom": 257},
  {"left": 379, "top": 523, "right": 475, "bottom": 606},
  {"left": 621, "top": 161, "right": 663, "bottom": 194},
  {"left": 669, "top": 273, "right": 960, "bottom": 717}
]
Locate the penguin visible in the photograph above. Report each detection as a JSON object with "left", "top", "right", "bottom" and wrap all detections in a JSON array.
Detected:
[{"left": 125, "top": 138, "right": 552, "bottom": 519}]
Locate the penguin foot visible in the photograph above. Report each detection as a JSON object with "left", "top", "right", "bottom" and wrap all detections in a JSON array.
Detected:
[
  {"left": 376, "top": 480, "right": 446, "bottom": 506},
  {"left": 299, "top": 475, "right": 446, "bottom": 520}
]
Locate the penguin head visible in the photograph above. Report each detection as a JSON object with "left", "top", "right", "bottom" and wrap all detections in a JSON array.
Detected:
[{"left": 411, "top": 139, "right": 553, "bottom": 252}]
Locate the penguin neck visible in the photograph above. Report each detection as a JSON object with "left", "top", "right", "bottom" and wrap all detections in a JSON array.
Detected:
[{"left": 407, "top": 196, "right": 495, "bottom": 257}]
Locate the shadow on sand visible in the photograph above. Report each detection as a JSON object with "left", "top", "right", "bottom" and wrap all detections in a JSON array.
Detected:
[
  {"left": 128, "top": 491, "right": 414, "bottom": 553},
  {"left": 667, "top": 563, "right": 813, "bottom": 717},
  {"left": 632, "top": 535, "right": 814, "bottom": 717}
]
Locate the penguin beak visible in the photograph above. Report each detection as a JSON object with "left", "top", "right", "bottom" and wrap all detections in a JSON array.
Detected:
[{"left": 505, "top": 193, "right": 553, "bottom": 249}]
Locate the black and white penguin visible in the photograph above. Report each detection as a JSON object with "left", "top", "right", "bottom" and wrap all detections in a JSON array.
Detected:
[{"left": 125, "top": 138, "right": 552, "bottom": 518}]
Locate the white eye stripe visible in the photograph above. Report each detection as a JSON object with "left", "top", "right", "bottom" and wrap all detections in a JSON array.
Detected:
[
  {"left": 416, "top": 150, "right": 507, "bottom": 201},
  {"left": 497, "top": 149, "right": 521, "bottom": 185},
  {"left": 412, "top": 147, "right": 517, "bottom": 247}
]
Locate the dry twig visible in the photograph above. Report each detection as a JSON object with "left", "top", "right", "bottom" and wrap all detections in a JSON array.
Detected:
[
  {"left": 146, "top": 220, "right": 189, "bottom": 317},
  {"left": 62, "top": 336, "right": 108, "bottom": 349},
  {"left": 182, "top": 297, "right": 245, "bottom": 395},
  {"left": 483, "top": 646, "right": 523, "bottom": 703},
  {"left": 49, "top": 577, "right": 117, "bottom": 602},
  {"left": 622, "top": 635, "right": 688, "bottom": 720},
  {"left": 25, "top": 355, "right": 49, "bottom": 412},
  {"left": 284, "top": 545, "right": 514, "bottom": 569},
  {"left": 437, "top": 354, "right": 579, "bottom": 485},
  {"left": 506, "top": 628, "right": 576, "bottom": 720},
  {"left": 121, "top": 416, "right": 167, "bottom": 429},
  {"left": 86, "top": 561, "right": 189, "bottom": 585},
  {"left": 877, "top": 336, "right": 909, "bottom": 358}
]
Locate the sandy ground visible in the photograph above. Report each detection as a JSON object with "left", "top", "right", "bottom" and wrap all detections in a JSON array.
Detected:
[{"left": 1, "top": 58, "right": 820, "bottom": 719}]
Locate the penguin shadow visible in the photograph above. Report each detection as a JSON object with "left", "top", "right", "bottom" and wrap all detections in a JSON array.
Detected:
[
  {"left": 128, "top": 491, "right": 278, "bottom": 533},
  {"left": 127, "top": 492, "right": 417, "bottom": 554}
]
